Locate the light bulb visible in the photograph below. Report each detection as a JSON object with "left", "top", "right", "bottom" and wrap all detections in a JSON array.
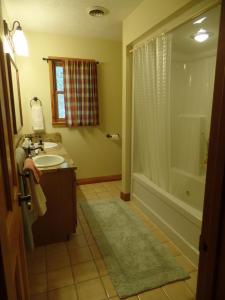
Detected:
[
  {"left": 192, "top": 28, "right": 211, "bottom": 43},
  {"left": 12, "top": 29, "right": 29, "bottom": 56},
  {"left": 194, "top": 33, "right": 209, "bottom": 42}
]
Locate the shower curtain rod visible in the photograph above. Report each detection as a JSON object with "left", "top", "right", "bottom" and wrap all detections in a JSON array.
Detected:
[
  {"left": 42, "top": 57, "right": 99, "bottom": 64},
  {"left": 129, "top": 32, "right": 166, "bottom": 53}
]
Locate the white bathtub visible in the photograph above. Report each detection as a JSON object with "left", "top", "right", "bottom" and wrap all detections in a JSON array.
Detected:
[
  {"left": 170, "top": 167, "right": 205, "bottom": 211},
  {"left": 132, "top": 172, "right": 202, "bottom": 265}
]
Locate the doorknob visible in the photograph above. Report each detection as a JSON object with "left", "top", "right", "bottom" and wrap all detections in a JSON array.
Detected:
[{"left": 18, "top": 194, "right": 32, "bottom": 209}]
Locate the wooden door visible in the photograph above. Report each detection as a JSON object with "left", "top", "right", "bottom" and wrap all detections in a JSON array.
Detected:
[{"left": 0, "top": 9, "right": 30, "bottom": 300}]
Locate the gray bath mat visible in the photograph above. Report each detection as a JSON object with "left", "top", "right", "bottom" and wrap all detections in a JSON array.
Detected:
[{"left": 80, "top": 200, "right": 189, "bottom": 298}]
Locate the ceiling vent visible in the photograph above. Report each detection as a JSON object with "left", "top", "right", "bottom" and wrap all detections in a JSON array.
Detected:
[{"left": 88, "top": 6, "right": 108, "bottom": 17}]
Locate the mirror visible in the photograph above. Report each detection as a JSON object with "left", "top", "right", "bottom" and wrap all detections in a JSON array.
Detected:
[{"left": 6, "top": 53, "right": 23, "bottom": 133}]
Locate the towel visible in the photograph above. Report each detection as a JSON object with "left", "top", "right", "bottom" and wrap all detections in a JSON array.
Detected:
[
  {"left": 31, "top": 104, "right": 44, "bottom": 131},
  {"left": 15, "top": 147, "right": 37, "bottom": 250},
  {"left": 23, "top": 158, "right": 41, "bottom": 183},
  {"left": 23, "top": 158, "right": 47, "bottom": 216}
]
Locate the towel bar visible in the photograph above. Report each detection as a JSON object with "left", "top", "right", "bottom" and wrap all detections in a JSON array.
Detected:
[
  {"left": 19, "top": 171, "right": 30, "bottom": 178},
  {"left": 30, "top": 97, "right": 42, "bottom": 107}
]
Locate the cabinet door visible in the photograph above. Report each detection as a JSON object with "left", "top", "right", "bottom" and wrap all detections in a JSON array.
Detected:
[{"left": 33, "top": 169, "right": 76, "bottom": 246}]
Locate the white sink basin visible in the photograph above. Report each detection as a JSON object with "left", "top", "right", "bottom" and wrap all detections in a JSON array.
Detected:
[
  {"left": 33, "top": 155, "right": 64, "bottom": 167},
  {"left": 43, "top": 142, "right": 58, "bottom": 149}
]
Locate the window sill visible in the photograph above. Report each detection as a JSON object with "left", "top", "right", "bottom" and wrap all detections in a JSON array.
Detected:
[{"left": 52, "top": 121, "right": 67, "bottom": 127}]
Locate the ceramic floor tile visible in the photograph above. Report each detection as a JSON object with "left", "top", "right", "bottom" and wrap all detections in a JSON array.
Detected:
[
  {"left": 133, "top": 210, "right": 149, "bottom": 222},
  {"left": 77, "top": 206, "right": 85, "bottom": 214},
  {"left": 27, "top": 183, "right": 198, "bottom": 300},
  {"left": 47, "top": 267, "right": 74, "bottom": 291},
  {"left": 78, "top": 214, "right": 87, "bottom": 224},
  {"left": 101, "top": 275, "right": 117, "bottom": 298},
  {"left": 46, "top": 251, "right": 70, "bottom": 271},
  {"left": 28, "top": 255, "right": 46, "bottom": 274},
  {"left": 163, "top": 281, "right": 194, "bottom": 300},
  {"left": 48, "top": 285, "right": 77, "bottom": 300},
  {"left": 96, "top": 191, "right": 113, "bottom": 199},
  {"left": 92, "top": 183, "right": 106, "bottom": 188},
  {"left": 77, "top": 278, "right": 107, "bottom": 300},
  {"left": 85, "top": 232, "right": 96, "bottom": 246},
  {"left": 30, "top": 293, "right": 47, "bottom": 300},
  {"left": 142, "top": 220, "right": 157, "bottom": 231},
  {"left": 69, "top": 246, "right": 93, "bottom": 265},
  {"left": 94, "top": 258, "right": 108, "bottom": 276},
  {"left": 29, "top": 273, "right": 47, "bottom": 295},
  {"left": 87, "top": 197, "right": 113, "bottom": 203},
  {"left": 79, "top": 185, "right": 94, "bottom": 191},
  {"left": 138, "top": 288, "right": 169, "bottom": 300},
  {"left": 163, "top": 241, "right": 181, "bottom": 257},
  {"left": 77, "top": 193, "right": 86, "bottom": 202},
  {"left": 127, "top": 204, "right": 147, "bottom": 221},
  {"left": 110, "top": 190, "right": 121, "bottom": 197},
  {"left": 83, "top": 191, "right": 99, "bottom": 200},
  {"left": 103, "top": 185, "right": 119, "bottom": 193},
  {"left": 151, "top": 229, "right": 169, "bottom": 243},
  {"left": 27, "top": 246, "right": 45, "bottom": 259},
  {"left": 81, "top": 222, "right": 92, "bottom": 235},
  {"left": 185, "top": 271, "right": 198, "bottom": 295},
  {"left": 90, "top": 244, "right": 102, "bottom": 259},
  {"left": 75, "top": 223, "right": 83, "bottom": 235},
  {"left": 73, "top": 261, "right": 99, "bottom": 283},
  {"left": 82, "top": 183, "right": 97, "bottom": 189},
  {"left": 67, "top": 234, "right": 87, "bottom": 248},
  {"left": 175, "top": 256, "right": 197, "bottom": 273},
  {"left": 46, "top": 243, "right": 67, "bottom": 256},
  {"left": 93, "top": 185, "right": 107, "bottom": 193},
  {"left": 112, "top": 180, "right": 121, "bottom": 189}
]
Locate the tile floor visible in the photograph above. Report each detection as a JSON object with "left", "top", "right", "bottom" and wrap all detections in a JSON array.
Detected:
[{"left": 28, "top": 181, "right": 198, "bottom": 300}]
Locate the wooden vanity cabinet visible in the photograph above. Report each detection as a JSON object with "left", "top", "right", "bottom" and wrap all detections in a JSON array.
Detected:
[{"left": 32, "top": 168, "right": 77, "bottom": 246}]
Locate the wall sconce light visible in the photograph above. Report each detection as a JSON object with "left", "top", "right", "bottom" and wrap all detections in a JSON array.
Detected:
[{"left": 3, "top": 20, "right": 29, "bottom": 56}]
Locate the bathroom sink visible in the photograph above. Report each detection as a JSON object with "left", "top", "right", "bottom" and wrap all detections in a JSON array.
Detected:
[
  {"left": 43, "top": 142, "right": 58, "bottom": 149},
  {"left": 33, "top": 155, "right": 64, "bottom": 167}
]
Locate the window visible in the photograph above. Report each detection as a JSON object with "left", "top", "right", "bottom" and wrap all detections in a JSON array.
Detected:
[
  {"left": 49, "top": 57, "right": 99, "bottom": 127},
  {"left": 49, "top": 60, "right": 66, "bottom": 125}
]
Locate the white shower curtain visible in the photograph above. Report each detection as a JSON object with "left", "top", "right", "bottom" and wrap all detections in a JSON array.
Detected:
[{"left": 132, "top": 34, "right": 172, "bottom": 191}]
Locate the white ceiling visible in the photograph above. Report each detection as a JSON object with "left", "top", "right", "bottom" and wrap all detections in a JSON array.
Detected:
[{"left": 3, "top": 0, "right": 143, "bottom": 41}]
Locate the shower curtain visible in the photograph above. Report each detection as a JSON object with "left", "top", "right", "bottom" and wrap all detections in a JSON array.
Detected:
[{"left": 132, "top": 34, "right": 172, "bottom": 191}]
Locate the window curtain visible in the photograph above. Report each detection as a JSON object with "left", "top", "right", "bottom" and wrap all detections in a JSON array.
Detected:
[
  {"left": 64, "top": 60, "right": 99, "bottom": 127},
  {"left": 132, "top": 34, "right": 172, "bottom": 191}
]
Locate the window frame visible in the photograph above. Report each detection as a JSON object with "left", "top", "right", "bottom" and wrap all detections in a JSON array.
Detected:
[{"left": 49, "top": 59, "right": 66, "bottom": 126}]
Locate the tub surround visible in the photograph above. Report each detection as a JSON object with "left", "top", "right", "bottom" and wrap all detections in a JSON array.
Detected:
[{"left": 132, "top": 173, "right": 202, "bottom": 266}]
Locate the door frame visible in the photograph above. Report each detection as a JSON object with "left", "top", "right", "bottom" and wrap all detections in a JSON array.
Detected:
[{"left": 196, "top": 0, "right": 225, "bottom": 299}]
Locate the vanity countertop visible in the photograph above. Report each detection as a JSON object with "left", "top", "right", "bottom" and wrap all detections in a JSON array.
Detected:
[{"left": 35, "top": 143, "right": 77, "bottom": 172}]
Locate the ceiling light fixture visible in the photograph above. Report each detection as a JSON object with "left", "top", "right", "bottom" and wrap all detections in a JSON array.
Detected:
[
  {"left": 88, "top": 6, "right": 108, "bottom": 17},
  {"left": 3, "top": 20, "right": 29, "bottom": 56},
  {"left": 193, "top": 17, "right": 207, "bottom": 24},
  {"left": 192, "top": 28, "right": 213, "bottom": 43}
]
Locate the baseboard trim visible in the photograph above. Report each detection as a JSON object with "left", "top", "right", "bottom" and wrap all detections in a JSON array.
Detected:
[
  {"left": 120, "top": 192, "right": 130, "bottom": 201},
  {"left": 77, "top": 174, "right": 121, "bottom": 185}
]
